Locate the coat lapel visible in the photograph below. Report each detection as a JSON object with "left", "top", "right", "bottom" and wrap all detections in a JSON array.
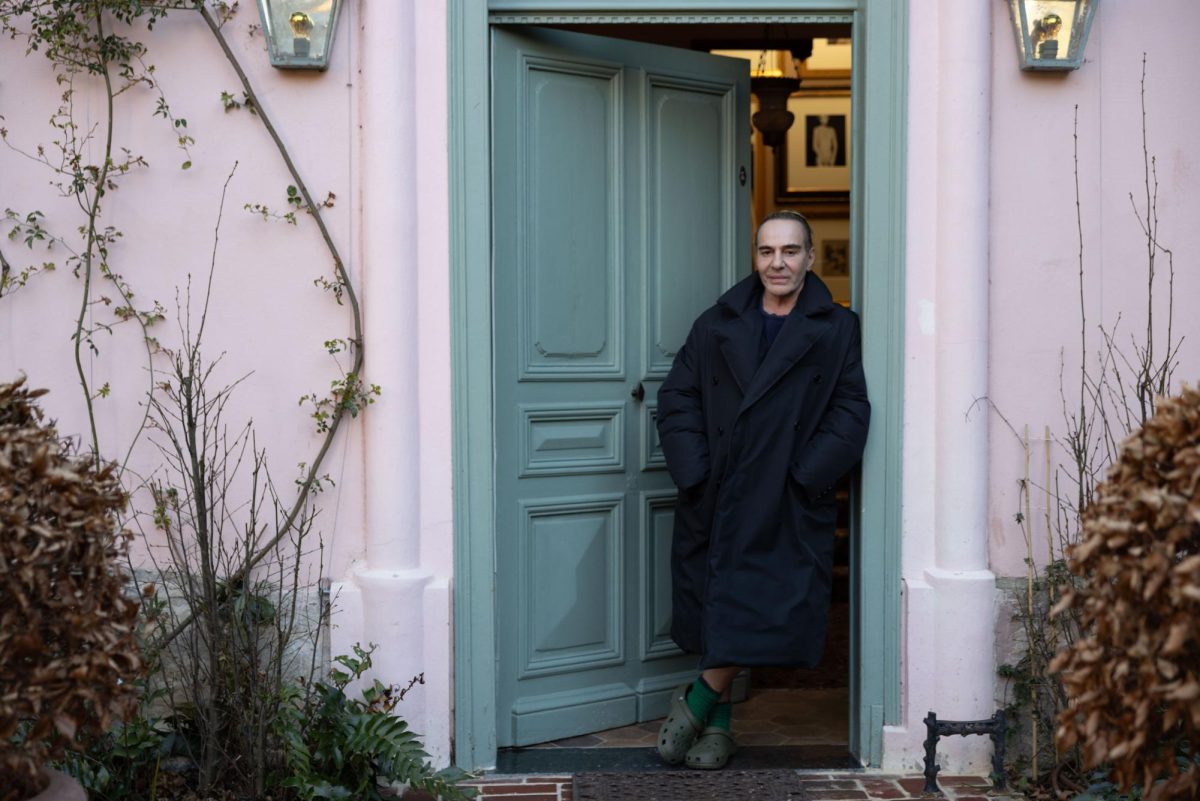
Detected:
[
  {"left": 712, "top": 276, "right": 761, "bottom": 394},
  {"left": 738, "top": 273, "right": 837, "bottom": 414},
  {"left": 711, "top": 273, "right": 838, "bottom": 408},
  {"left": 714, "top": 315, "right": 759, "bottom": 395}
]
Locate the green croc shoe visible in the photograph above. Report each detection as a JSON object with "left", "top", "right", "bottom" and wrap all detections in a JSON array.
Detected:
[
  {"left": 684, "top": 727, "right": 737, "bottom": 770},
  {"left": 656, "top": 682, "right": 705, "bottom": 764}
]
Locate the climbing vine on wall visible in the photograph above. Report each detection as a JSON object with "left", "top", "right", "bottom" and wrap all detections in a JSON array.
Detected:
[{"left": 0, "top": 0, "right": 372, "bottom": 627}]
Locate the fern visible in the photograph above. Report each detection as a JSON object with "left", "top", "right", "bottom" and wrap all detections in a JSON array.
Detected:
[{"left": 276, "top": 645, "right": 475, "bottom": 801}]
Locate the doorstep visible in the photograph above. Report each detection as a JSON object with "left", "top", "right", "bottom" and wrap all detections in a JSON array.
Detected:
[{"left": 404, "top": 772, "right": 1016, "bottom": 801}]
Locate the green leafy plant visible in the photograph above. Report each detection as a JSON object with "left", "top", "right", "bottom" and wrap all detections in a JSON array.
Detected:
[
  {"left": 299, "top": 373, "right": 381, "bottom": 434},
  {"left": 58, "top": 709, "right": 171, "bottom": 801},
  {"left": 277, "top": 645, "right": 474, "bottom": 801}
]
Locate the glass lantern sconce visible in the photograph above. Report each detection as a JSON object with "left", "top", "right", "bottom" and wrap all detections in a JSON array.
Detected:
[
  {"left": 255, "top": 0, "right": 343, "bottom": 70},
  {"left": 1008, "top": 0, "right": 1097, "bottom": 71}
]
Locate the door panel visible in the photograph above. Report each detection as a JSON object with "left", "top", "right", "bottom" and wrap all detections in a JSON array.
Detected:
[
  {"left": 641, "top": 489, "right": 681, "bottom": 659},
  {"left": 646, "top": 79, "right": 731, "bottom": 378},
  {"left": 520, "top": 63, "right": 623, "bottom": 377},
  {"left": 520, "top": 495, "right": 623, "bottom": 675},
  {"left": 493, "top": 25, "right": 749, "bottom": 747},
  {"left": 519, "top": 402, "right": 624, "bottom": 477},
  {"left": 640, "top": 402, "right": 666, "bottom": 471}
]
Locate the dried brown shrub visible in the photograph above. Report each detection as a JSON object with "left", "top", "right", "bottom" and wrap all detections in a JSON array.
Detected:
[
  {"left": 0, "top": 377, "right": 143, "bottom": 801},
  {"left": 1051, "top": 385, "right": 1200, "bottom": 800}
]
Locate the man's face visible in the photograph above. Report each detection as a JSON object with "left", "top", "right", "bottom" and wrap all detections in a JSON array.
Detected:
[{"left": 755, "top": 218, "right": 814, "bottom": 304}]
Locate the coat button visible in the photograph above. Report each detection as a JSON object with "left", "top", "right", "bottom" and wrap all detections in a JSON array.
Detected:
[
  {"left": 794, "top": 421, "right": 800, "bottom": 431},
  {"left": 717, "top": 426, "right": 725, "bottom": 435},
  {"left": 813, "top": 374, "right": 823, "bottom": 384},
  {"left": 712, "top": 376, "right": 720, "bottom": 385}
]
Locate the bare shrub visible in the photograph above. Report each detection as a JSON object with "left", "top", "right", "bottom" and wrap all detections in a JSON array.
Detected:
[{"left": 129, "top": 270, "right": 328, "bottom": 796}]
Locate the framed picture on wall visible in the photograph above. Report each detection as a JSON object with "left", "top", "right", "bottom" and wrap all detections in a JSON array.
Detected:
[
  {"left": 819, "top": 238, "right": 850, "bottom": 277},
  {"left": 811, "top": 221, "right": 851, "bottom": 304},
  {"left": 775, "top": 91, "right": 851, "bottom": 205}
]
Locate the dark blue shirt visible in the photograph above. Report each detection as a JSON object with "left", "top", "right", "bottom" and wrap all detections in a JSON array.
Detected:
[{"left": 759, "top": 307, "right": 788, "bottom": 365}]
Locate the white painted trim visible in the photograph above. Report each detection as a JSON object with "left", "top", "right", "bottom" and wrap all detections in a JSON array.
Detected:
[
  {"left": 885, "top": 0, "right": 996, "bottom": 774},
  {"left": 337, "top": 0, "right": 454, "bottom": 766}
]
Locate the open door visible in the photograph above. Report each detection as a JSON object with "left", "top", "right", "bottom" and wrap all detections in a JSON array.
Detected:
[{"left": 491, "top": 26, "right": 751, "bottom": 747}]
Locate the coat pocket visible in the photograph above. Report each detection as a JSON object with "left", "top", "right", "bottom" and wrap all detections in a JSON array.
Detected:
[{"left": 784, "top": 473, "right": 838, "bottom": 565}]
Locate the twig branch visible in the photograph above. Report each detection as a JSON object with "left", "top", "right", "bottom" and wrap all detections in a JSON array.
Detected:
[
  {"left": 152, "top": 4, "right": 366, "bottom": 655},
  {"left": 1071, "top": 104, "right": 1090, "bottom": 518}
]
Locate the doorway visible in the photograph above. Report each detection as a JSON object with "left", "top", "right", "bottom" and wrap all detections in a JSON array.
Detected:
[{"left": 449, "top": 1, "right": 906, "bottom": 773}]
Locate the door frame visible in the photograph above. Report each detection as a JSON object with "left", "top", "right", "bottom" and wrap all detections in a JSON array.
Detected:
[{"left": 449, "top": 0, "right": 907, "bottom": 771}]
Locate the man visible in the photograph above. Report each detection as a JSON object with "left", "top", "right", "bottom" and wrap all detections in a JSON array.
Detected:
[{"left": 654, "top": 210, "right": 870, "bottom": 769}]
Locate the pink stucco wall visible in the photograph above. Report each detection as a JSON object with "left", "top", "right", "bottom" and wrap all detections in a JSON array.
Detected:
[
  {"left": 2, "top": 0, "right": 456, "bottom": 762},
  {"left": 987, "top": 0, "right": 1200, "bottom": 578},
  {"left": 0, "top": 0, "right": 462, "bottom": 759},
  {"left": 0, "top": 7, "right": 365, "bottom": 574},
  {"left": 890, "top": 0, "right": 1200, "bottom": 773}
]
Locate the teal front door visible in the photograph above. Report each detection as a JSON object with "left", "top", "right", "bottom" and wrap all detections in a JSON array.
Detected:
[{"left": 492, "top": 26, "right": 750, "bottom": 747}]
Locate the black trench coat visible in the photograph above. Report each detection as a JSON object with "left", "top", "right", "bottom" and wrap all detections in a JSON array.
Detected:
[{"left": 656, "top": 272, "right": 870, "bottom": 669}]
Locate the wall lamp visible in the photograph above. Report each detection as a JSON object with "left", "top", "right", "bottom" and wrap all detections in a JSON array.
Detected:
[
  {"left": 1008, "top": 0, "right": 1097, "bottom": 71},
  {"left": 255, "top": 0, "right": 343, "bottom": 71}
]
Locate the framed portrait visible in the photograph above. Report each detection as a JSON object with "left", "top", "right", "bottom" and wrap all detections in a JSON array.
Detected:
[
  {"left": 810, "top": 220, "right": 851, "bottom": 304},
  {"left": 775, "top": 91, "right": 851, "bottom": 205},
  {"left": 820, "top": 238, "right": 850, "bottom": 277}
]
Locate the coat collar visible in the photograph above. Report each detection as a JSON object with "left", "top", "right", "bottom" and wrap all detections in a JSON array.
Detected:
[{"left": 713, "top": 271, "right": 837, "bottom": 412}]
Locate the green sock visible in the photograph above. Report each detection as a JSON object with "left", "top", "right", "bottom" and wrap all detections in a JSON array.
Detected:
[
  {"left": 685, "top": 676, "right": 720, "bottom": 723},
  {"left": 708, "top": 701, "right": 732, "bottom": 732}
]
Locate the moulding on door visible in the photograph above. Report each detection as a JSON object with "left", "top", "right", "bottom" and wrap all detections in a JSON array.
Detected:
[
  {"left": 489, "top": 0, "right": 858, "bottom": 10},
  {"left": 489, "top": 13, "right": 854, "bottom": 24}
]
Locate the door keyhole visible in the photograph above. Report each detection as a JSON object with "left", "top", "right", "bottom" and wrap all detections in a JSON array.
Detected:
[{"left": 631, "top": 382, "right": 645, "bottom": 402}]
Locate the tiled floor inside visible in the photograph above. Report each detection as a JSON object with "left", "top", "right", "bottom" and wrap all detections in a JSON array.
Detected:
[{"left": 533, "top": 687, "right": 849, "bottom": 748}]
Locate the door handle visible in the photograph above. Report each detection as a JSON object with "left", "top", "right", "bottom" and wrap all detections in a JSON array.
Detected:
[{"left": 631, "top": 382, "right": 645, "bottom": 403}]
